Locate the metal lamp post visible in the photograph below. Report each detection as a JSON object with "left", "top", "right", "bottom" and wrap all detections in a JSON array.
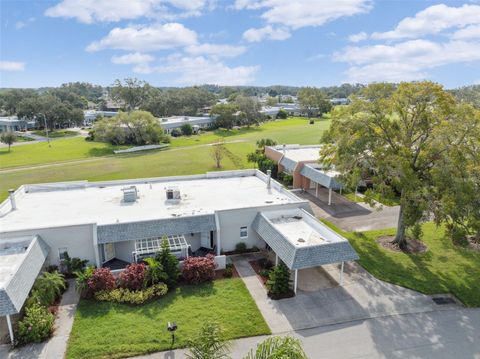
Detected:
[{"left": 167, "top": 321, "right": 177, "bottom": 348}]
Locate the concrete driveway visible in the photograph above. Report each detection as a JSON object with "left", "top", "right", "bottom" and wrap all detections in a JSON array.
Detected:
[
  {"left": 295, "top": 190, "right": 400, "bottom": 232},
  {"left": 233, "top": 254, "right": 458, "bottom": 333}
]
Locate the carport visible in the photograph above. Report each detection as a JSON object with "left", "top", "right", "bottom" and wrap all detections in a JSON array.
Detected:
[
  {"left": 252, "top": 208, "right": 358, "bottom": 294},
  {"left": 300, "top": 164, "right": 343, "bottom": 205},
  {"left": 0, "top": 235, "right": 50, "bottom": 345}
]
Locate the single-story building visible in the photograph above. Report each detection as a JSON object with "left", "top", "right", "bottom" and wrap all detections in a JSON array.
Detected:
[
  {"left": 158, "top": 116, "right": 215, "bottom": 134},
  {"left": 0, "top": 169, "right": 358, "bottom": 344},
  {"left": 83, "top": 110, "right": 118, "bottom": 126},
  {"left": 0, "top": 116, "right": 35, "bottom": 132},
  {"left": 265, "top": 144, "right": 343, "bottom": 205}
]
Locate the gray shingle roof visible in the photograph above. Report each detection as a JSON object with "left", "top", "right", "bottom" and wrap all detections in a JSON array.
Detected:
[
  {"left": 300, "top": 164, "right": 343, "bottom": 190},
  {"left": 252, "top": 212, "right": 358, "bottom": 270},
  {"left": 279, "top": 156, "right": 297, "bottom": 172},
  {"left": 97, "top": 214, "right": 217, "bottom": 244},
  {"left": 0, "top": 235, "right": 50, "bottom": 316}
]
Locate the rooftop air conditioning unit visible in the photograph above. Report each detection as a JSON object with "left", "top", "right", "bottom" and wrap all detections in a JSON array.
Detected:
[
  {"left": 166, "top": 186, "right": 181, "bottom": 201},
  {"left": 122, "top": 186, "right": 138, "bottom": 203}
]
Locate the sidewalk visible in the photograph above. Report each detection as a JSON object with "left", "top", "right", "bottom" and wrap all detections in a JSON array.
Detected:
[{"left": 0, "top": 279, "right": 80, "bottom": 359}]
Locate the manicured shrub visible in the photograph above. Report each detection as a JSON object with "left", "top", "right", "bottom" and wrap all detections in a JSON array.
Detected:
[
  {"left": 143, "top": 257, "right": 167, "bottom": 287},
  {"left": 118, "top": 263, "right": 146, "bottom": 291},
  {"left": 266, "top": 262, "right": 292, "bottom": 298},
  {"left": 181, "top": 123, "right": 193, "bottom": 136},
  {"left": 75, "top": 266, "right": 95, "bottom": 298},
  {"left": 17, "top": 303, "right": 55, "bottom": 345},
  {"left": 155, "top": 239, "right": 180, "bottom": 288},
  {"left": 182, "top": 254, "right": 216, "bottom": 284},
  {"left": 235, "top": 242, "right": 247, "bottom": 253},
  {"left": 170, "top": 128, "right": 181, "bottom": 137},
  {"left": 259, "top": 269, "right": 270, "bottom": 278},
  {"left": 276, "top": 109, "right": 288, "bottom": 119},
  {"left": 258, "top": 258, "right": 273, "bottom": 270},
  {"left": 61, "top": 253, "right": 88, "bottom": 276},
  {"left": 95, "top": 283, "right": 168, "bottom": 305},
  {"left": 87, "top": 268, "right": 116, "bottom": 293},
  {"left": 26, "top": 271, "right": 66, "bottom": 308}
]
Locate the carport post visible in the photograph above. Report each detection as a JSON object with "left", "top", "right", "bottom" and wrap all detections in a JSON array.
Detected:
[
  {"left": 275, "top": 254, "right": 278, "bottom": 266},
  {"left": 315, "top": 183, "right": 319, "bottom": 197},
  {"left": 6, "top": 314, "right": 14, "bottom": 345},
  {"left": 328, "top": 188, "right": 332, "bottom": 205},
  {"left": 340, "top": 261, "right": 344, "bottom": 286},
  {"left": 294, "top": 269, "right": 298, "bottom": 294}
]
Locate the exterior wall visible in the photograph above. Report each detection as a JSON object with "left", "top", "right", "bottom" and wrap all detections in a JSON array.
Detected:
[
  {"left": 0, "top": 224, "right": 96, "bottom": 266},
  {"left": 114, "top": 240, "right": 135, "bottom": 263},
  {"left": 216, "top": 202, "right": 312, "bottom": 252},
  {"left": 264, "top": 147, "right": 284, "bottom": 163}
]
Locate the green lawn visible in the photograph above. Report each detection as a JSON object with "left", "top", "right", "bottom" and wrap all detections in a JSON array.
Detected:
[
  {"left": 32, "top": 129, "right": 78, "bottom": 138},
  {"left": 0, "top": 118, "right": 330, "bottom": 201},
  {"left": 326, "top": 221, "right": 480, "bottom": 307},
  {"left": 66, "top": 279, "right": 270, "bottom": 359},
  {"left": 0, "top": 137, "right": 127, "bottom": 169}
]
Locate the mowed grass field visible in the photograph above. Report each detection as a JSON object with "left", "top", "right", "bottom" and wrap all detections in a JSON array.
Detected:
[{"left": 0, "top": 118, "right": 330, "bottom": 201}]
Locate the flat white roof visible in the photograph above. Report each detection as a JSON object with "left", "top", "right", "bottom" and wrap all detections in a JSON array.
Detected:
[
  {"left": 0, "top": 171, "right": 301, "bottom": 232},
  {"left": 159, "top": 116, "right": 212, "bottom": 125},
  {"left": 271, "top": 145, "right": 322, "bottom": 163},
  {"left": 263, "top": 208, "right": 346, "bottom": 247},
  {"left": 0, "top": 237, "right": 32, "bottom": 287}
]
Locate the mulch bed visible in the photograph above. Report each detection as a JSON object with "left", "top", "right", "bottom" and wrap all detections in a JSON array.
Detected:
[
  {"left": 377, "top": 235, "right": 428, "bottom": 254},
  {"left": 223, "top": 248, "right": 260, "bottom": 256},
  {"left": 249, "top": 259, "right": 269, "bottom": 285},
  {"left": 214, "top": 265, "right": 240, "bottom": 280}
]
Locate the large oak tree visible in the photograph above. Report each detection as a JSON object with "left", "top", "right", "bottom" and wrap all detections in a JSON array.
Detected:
[{"left": 321, "top": 82, "right": 478, "bottom": 249}]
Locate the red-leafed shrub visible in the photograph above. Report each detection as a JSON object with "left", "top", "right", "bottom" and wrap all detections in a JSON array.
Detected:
[
  {"left": 118, "top": 263, "right": 146, "bottom": 290},
  {"left": 87, "top": 268, "right": 116, "bottom": 293},
  {"left": 182, "top": 254, "right": 217, "bottom": 284}
]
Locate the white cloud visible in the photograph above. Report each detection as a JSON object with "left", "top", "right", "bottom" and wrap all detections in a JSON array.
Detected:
[
  {"left": 86, "top": 23, "right": 197, "bottom": 52},
  {"left": 45, "top": 0, "right": 209, "bottom": 23},
  {"left": 334, "top": 39, "right": 480, "bottom": 83},
  {"left": 371, "top": 4, "right": 480, "bottom": 40},
  {"left": 185, "top": 43, "right": 246, "bottom": 58},
  {"left": 243, "top": 25, "right": 291, "bottom": 42},
  {"left": 236, "top": 0, "right": 372, "bottom": 40},
  {"left": 348, "top": 31, "right": 367, "bottom": 43},
  {"left": 0, "top": 61, "right": 25, "bottom": 71},
  {"left": 452, "top": 24, "right": 480, "bottom": 40},
  {"left": 15, "top": 17, "right": 35, "bottom": 29},
  {"left": 133, "top": 55, "right": 259, "bottom": 85},
  {"left": 111, "top": 52, "right": 155, "bottom": 65}
]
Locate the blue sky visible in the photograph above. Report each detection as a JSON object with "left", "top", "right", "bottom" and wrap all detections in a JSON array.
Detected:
[{"left": 1, "top": 0, "right": 480, "bottom": 88}]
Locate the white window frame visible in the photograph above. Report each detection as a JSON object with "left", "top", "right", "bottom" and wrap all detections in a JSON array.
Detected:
[
  {"left": 240, "top": 226, "right": 248, "bottom": 239},
  {"left": 58, "top": 247, "right": 68, "bottom": 262}
]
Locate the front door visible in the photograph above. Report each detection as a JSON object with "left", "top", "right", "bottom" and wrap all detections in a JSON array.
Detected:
[{"left": 103, "top": 243, "right": 115, "bottom": 262}]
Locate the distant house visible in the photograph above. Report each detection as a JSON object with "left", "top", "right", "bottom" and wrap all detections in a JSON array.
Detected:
[
  {"left": 265, "top": 144, "right": 343, "bottom": 206},
  {"left": 260, "top": 103, "right": 303, "bottom": 117},
  {"left": 0, "top": 116, "right": 35, "bottom": 132},
  {"left": 158, "top": 116, "right": 215, "bottom": 134},
  {"left": 83, "top": 110, "right": 118, "bottom": 126},
  {"left": 330, "top": 98, "right": 349, "bottom": 105}
]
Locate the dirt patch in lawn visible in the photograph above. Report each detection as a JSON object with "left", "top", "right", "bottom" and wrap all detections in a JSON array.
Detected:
[{"left": 377, "top": 235, "right": 428, "bottom": 254}]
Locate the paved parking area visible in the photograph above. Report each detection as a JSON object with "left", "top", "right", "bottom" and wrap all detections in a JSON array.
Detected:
[
  {"left": 233, "top": 255, "right": 458, "bottom": 333},
  {"left": 296, "top": 190, "right": 400, "bottom": 232}
]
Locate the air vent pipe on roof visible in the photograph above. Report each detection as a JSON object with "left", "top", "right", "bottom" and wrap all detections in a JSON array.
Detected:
[
  {"left": 8, "top": 189, "right": 16, "bottom": 210},
  {"left": 267, "top": 170, "right": 271, "bottom": 189},
  {"left": 282, "top": 144, "right": 286, "bottom": 154}
]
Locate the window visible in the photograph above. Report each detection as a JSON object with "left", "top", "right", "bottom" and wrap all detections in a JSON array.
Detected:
[
  {"left": 240, "top": 226, "right": 248, "bottom": 239},
  {"left": 58, "top": 248, "right": 68, "bottom": 261}
]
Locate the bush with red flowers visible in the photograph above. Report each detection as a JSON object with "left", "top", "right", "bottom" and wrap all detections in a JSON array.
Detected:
[
  {"left": 182, "top": 254, "right": 217, "bottom": 284},
  {"left": 87, "top": 268, "right": 116, "bottom": 293},
  {"left": 118, "top": 263, "right": 146, "bottom": 290}
]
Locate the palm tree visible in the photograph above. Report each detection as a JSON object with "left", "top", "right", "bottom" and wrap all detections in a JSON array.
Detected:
[
  {"left": 244, "top": 336, "right": 307, "bottom": 359},
  {"left": 33, "top": 271, "right": 66, "bottom": 306},
  {"left": 143, "top": 257, "right": 167, "bottom": 286},
  {"left": 186, "top": 322, "right": 232, "bottom": 359}
]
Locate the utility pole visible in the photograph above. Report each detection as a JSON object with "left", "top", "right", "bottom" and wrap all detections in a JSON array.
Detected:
[{"left": 42, "top": 113, "right": 51, "bottom": 147}]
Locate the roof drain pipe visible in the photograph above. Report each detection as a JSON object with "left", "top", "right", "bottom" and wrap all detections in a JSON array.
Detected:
[
  {"left": 8, "top": 189, "right": 17, "bottom": 210},
  {"left": 267, "top": 170, "right": 272, "bottom": 189}
]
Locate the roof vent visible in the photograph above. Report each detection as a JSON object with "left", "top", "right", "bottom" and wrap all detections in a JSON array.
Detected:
[
  {"left": 122, "top": 186, "right": 138, "bottom": 203},
  {"left": 166, "top": 186, "right": 181, "bottom": 201}
]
